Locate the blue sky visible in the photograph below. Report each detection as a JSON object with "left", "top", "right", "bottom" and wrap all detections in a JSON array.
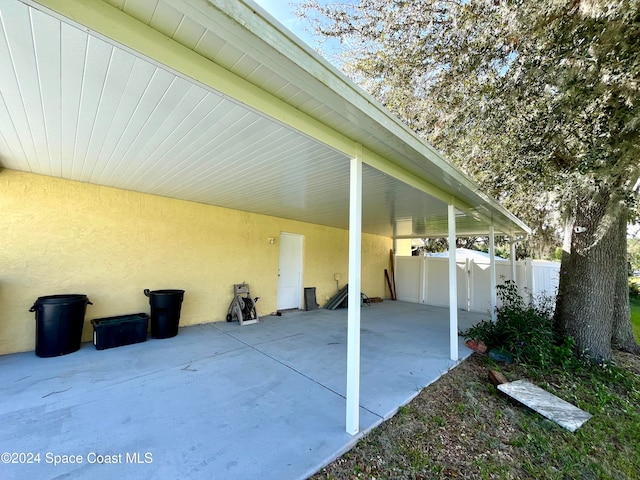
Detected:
[
  {"left": 252, "top": 0, "right": 314, "bottom": 44},
  {"left": 252, "top": 0, "right": 346, "bottom": 67}
]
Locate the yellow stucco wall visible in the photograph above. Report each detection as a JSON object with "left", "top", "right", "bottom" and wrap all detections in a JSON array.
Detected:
[
  {"left": 395, "top": 239, "right": 413, "bottom": 257},
  {"left": 0, "top": 170, "right": 391, "bottom": 355}
]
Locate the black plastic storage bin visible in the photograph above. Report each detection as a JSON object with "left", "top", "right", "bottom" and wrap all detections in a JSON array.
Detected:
[
  {"left": 91, "top": 313, "right": 149, "bottom": 350},
  {"left": 144, "top": 289, "right": 185, "bottom": 339},
  {"left": 30, "top": 294, "right": 92, "bottom": 357}
]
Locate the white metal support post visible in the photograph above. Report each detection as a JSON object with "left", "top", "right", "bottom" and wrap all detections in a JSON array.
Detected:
[
  {"left": 346, "top": 154, "right": 363, "bottom": 435},
  {"left": 489, "top": 226, "right": 497, "bottom": 322},
  {"left": 448, "top": 204, "right": 458, "bottom": 361},
  {"left": 465, "top": 257, "right": 472, "bottom": 312},
  {"left": 510, "top": 238, "right": 517, "bottom": 283}
]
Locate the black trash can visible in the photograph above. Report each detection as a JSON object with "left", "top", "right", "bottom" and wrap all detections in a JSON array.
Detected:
[
  {"left": 30, "top": 294, "right": 92, "bottom": 357},
  {"left": 144, "top": 289, "right": 185, "bottom": 339}
]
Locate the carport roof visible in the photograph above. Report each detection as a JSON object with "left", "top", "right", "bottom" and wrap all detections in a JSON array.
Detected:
[{"left": 1, "top": 0, "right": 530, "bottom": 238}]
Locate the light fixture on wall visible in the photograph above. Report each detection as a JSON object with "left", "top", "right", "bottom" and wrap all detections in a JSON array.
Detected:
[{"left": 268, "top": 237, "right": 275, "bottom": 244}]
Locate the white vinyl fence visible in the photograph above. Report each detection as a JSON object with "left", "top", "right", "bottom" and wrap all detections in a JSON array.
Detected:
[{"left": 395, "top": 256, "right": 560, "bottom": 313}]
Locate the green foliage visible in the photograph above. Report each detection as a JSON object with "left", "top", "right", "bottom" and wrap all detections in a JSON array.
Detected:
[
  {"left": 630, "top": 277, "right": 640, "bottom": 299},
  {"left": 475, "top": 242, "right": 511, "bottom": 260},
  {"left": 629, "top": 238, "right": 640, "bottom": 273},
  {"left": 299, "top": 0, "right": 640, "bottom": 356},
  {"left": 298, "top": 0, "right": 640, "bottom": 243},
  {"left": 551, "top": 247, "right": 563, "bottom": 262},
  {"left": 461, "top": 281, "right": 575, "bottom": 368}
]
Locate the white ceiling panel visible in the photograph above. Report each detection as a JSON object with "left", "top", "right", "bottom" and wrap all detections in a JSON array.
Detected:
[
  {"left": 101, "top": 1, "right": 479, "bottom": 214},
  {"left": 228, "top": 54, "right": 262, "bottom": 80},
  {"left": 148, "top": 1, "right": 182, "bottom": 35},
  {"left": 0, "top": 1, "right": 357, "bottom": 229},
  {"left": 173, "top": 15, "right": 206, "bottom": 49},
  {"left": 120, "top": 0, "right": 156, "bottom": 25},
  {"left": 193, "top": 30, "right": 227, "bottom": 59},
  {"left": 214, "top": 42, "right": 248, "bottom": 72},
  {"left": 1, "top": 0, "right": 529, "bottom": 239},
  {"left": 99, "top": 0, "right": 525, "bottom": 234}
]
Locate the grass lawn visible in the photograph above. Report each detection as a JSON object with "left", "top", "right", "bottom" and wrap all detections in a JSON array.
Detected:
[
  {"left": 313, "top": 352, "right": 640, "bottom": 480},
  {"left": 313, "top": 281, "right": 640, "bottom": 479},
  {"left": 631, "top": 296, "right": 640, "bottom": 342}
]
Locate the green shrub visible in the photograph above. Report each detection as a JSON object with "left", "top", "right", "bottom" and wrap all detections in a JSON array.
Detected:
[
  {"left": 461, "top": 281, "right": 576, "bottom": 369},
  {"left": 629, "top": 277, "right": 640, "bottom": 299}
]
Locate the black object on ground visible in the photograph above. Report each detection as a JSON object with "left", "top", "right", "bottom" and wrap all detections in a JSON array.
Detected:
[
  {"left": 304, "top": 287, "right": 319, "bottom": 311},
  {"left": 30, "top": 294, "right": 92, "bottom": 357},
  {"left": 91, "top": 313, "right": 149, "bottom": 350},
  {"left": 144, "top": 289, "right": 185, "bottom": 339}
]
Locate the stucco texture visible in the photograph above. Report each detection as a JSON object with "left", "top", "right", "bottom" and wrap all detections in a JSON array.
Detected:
[{"left": 0, "top": 170, "right": 391, "bottom": 355}]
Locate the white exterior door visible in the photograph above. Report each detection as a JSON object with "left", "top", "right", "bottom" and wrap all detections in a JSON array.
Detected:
[{"left": 277, "top": 233, "right": 303, "bottom": 310}]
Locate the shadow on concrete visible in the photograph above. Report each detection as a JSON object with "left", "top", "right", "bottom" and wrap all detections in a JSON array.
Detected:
[{"left": 0, "top": 301, "right": 485, "bottom": 480}]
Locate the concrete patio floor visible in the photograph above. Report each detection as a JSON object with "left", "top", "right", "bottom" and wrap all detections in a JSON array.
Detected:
[{"left": 0, "top": 301, "right": 485, "bottom": 480}]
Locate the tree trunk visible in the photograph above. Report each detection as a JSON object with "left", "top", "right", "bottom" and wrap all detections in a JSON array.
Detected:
[
  {"left": 611, "top": 205, "right": 640, "bottom": 354},
  {"left": 554, "top": 192, "right": 633, "bottom": 361}
]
